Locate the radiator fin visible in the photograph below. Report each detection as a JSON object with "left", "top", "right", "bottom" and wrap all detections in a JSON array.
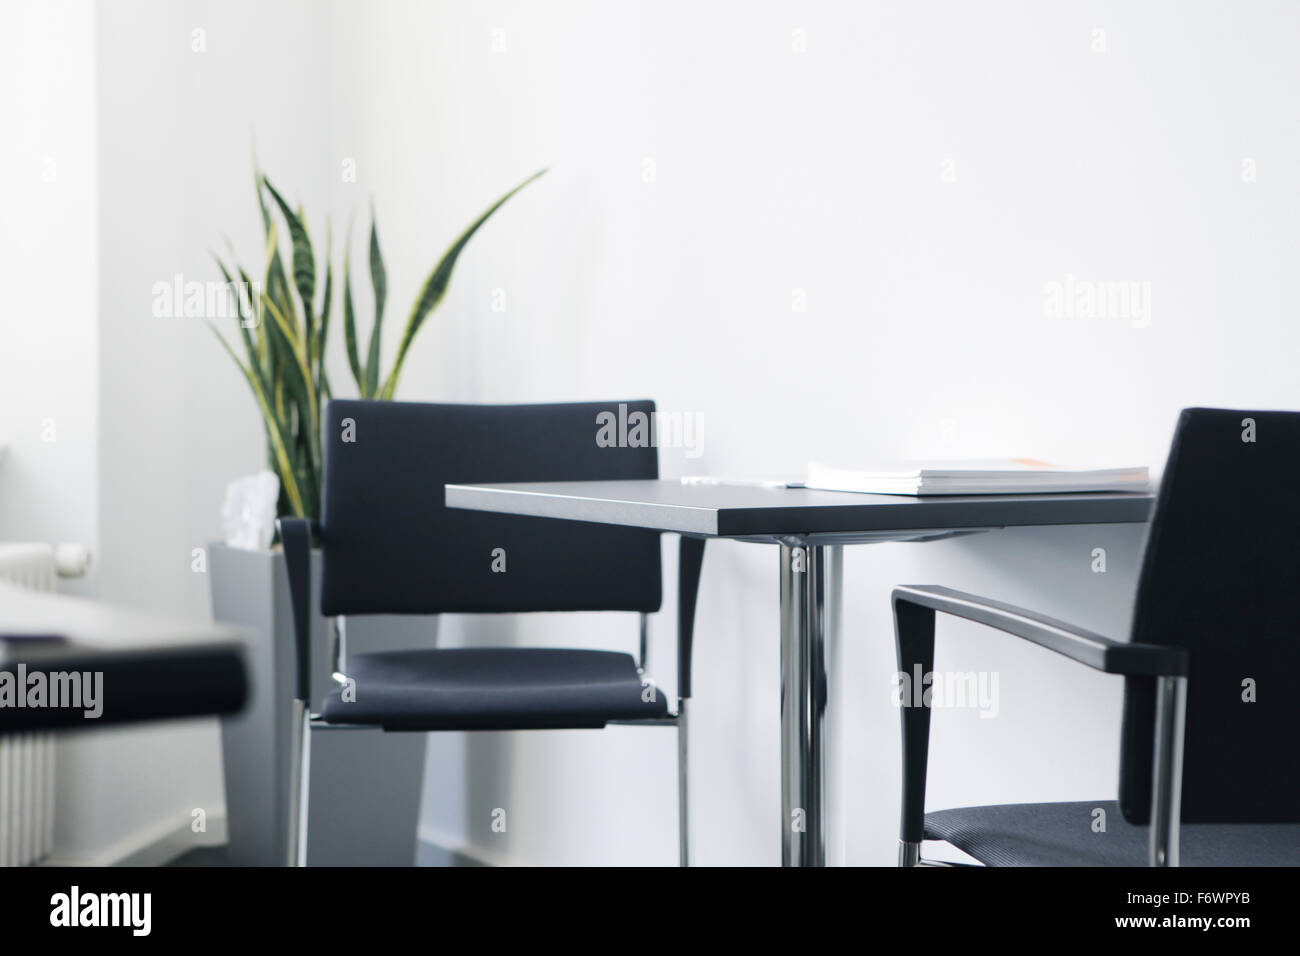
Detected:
[{"left": 0, "top": 543, "right": 59, "bottom": 866}]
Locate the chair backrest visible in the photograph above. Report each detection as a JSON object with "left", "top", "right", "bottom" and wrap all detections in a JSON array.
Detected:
[
  {"left": 1120, "top": 407, "right": 1300, "bottom": 824},
  {"left": 318, "top": 399, "right": 662, "bottom": 616}
]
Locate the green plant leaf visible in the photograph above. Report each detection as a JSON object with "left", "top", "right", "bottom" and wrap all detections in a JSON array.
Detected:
[
  {"left": 317, "top": 220, "right": 333, "bottom": 390},
  {"left": 262, "top": 177, "right": 316, "bottom": 341},
  {"left": 273, "top": 365, "right": 285, "bottom": 424},
  {"left": 222, "top": 235, "right": 269, "bottom": 379},
  {"left": 262, "top": 223, "right": 288, "bottom": 328},
  {"left": 364, "top": 214, "right": 386, "bottom": 398},
  {"left": 236, "top": 263, "right": 270, "bottom": 383},
  {"left": 254, "top": 158, "right": 272, "bottom": 234},
  {"left": 255, "top": 175, "right": 293, "bottom": 335},
  {"left": 380, "top": 168, "right": 547, "bottom": 399},
  {"left": 262, "top": 295, "right": 319, "bottom": 445},
  {"left": 342, "top": 242, "right": 364, "bottom": 393},
  {"left": 206, "top": 321, "right": 307, "bottom": 517},
  {"left": 211, "top": 252, "right": 259, "bottom": 378},
  {"left": 261, "top": 294, "right": 320, "bottom": 508}
]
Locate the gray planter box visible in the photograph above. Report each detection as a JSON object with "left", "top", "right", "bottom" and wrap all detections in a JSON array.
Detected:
[{"left": 211, "top": 543, "right": 431, "bottom": 866}]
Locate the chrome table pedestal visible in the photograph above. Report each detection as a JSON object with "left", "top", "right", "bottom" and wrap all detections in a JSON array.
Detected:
[{"left": 778, "top": 541, "right": 841, "bottom": 866}]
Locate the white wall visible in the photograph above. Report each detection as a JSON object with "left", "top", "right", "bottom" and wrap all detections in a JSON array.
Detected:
[
  {"left": 0, "top": 0, "right": 98, "bottom": 588},
  {"left": 322, "top": 0, "right": 1300, "bottom": 864},
  {"left": 0, "top": 0, "right": 114, "bottom": 862}
]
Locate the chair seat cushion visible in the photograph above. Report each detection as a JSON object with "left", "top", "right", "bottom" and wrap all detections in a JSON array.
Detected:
[
  {"left": 925, "top": 800, "right": 1300, "bottom": 866},
  {"left": 319, "top": 647, "right": 668, "bottom": 730}
]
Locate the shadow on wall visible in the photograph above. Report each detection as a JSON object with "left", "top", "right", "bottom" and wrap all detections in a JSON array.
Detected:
[{"left": 945, "top": 520, "right": 1149, "bottom": 636}]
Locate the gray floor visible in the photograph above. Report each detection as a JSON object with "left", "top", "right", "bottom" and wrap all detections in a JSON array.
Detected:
[{"left": 168, "top": 841, "right": 484, "bottom": 867}]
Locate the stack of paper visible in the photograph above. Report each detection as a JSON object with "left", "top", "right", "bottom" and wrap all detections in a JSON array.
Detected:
[{"left": 805, "top": 459, "right": 1149, "bottom": 496}]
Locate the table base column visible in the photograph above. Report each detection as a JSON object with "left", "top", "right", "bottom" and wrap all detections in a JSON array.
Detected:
[{"left": 779, "top": 541, "right": 839, "bottom": 866}]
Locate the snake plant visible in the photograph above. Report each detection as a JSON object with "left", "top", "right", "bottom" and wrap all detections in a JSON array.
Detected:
[{"left": 210, "top": 166, "right": 546, "bottom": 521}]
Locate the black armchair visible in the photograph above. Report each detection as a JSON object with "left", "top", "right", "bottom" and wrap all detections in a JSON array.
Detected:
[{"left": 893, "top": 408, "right": 1300, "bottom": 867}]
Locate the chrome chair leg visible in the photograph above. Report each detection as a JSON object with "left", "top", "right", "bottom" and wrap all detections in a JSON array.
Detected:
[
  {"left": 636, "top": 612, "right": 650, "bottom": 673},
  {"left": 898, "top": 840, "right": 921, "bottom": 866},
  {"left": 331, "top": 617, "right": 348, "bottom": 684},
  {"left": 677, "top": 698, "right": 689, "bottom": 867},
  {"left": 287, "top": 699, "right": 312, "bottom": 867},
  {"left": 1149, "top": 674, "right": 1188, "bottom": 867}
]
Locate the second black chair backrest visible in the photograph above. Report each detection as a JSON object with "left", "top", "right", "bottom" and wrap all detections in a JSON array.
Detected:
[
  {"left": 318, "top": 399, "right": 663, "bottom": 617},
  {"left": 1120, "top": 407, "right": 1300, "bottom": 824}
]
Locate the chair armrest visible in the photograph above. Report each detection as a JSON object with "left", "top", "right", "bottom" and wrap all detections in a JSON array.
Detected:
[
  {"left": 893, "top": 585, "right": 1186, "bottom": 677},
  {"left": 891, "top": 584, "right": 1187, "bottom": 848},
  {"left": 277, "top": 518, "right": 320, "bottom": 703},
  {"left": 676, "top": 536, "right": 706, "bottom": 699}
]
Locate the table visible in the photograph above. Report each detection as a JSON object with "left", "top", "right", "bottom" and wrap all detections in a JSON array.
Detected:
[
  {"left": 0, "top": 582, "right": 248, "bottom": 732},
  {"left": 446, "top": 480, "right": 1153, "bottom": 866}
]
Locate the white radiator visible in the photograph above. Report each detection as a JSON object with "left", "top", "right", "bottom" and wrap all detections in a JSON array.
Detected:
[{"left": 0, "top": 542, "right": 84, "bottom": 867}]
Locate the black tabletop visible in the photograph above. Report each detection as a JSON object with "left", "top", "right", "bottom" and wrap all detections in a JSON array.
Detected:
[{"left": 446, "top": 479, "right": 1154, "bottom": 541}]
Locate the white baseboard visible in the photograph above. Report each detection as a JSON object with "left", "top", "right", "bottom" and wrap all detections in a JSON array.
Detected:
[{"left": 43, "top": 811, "right": 227, "bottom": 867}]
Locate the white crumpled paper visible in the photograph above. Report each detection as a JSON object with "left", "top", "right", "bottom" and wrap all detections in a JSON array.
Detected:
[{"left": 221, "top": 470, "right": 281, "bottom": 551}]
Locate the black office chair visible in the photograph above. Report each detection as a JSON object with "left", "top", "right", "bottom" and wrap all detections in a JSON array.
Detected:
[
  {"left": 893, "top": 407, "right": 1300, "bottom": 867},
  {"left": 278, "top": 398, "right": 707, "bottom": 866}
]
